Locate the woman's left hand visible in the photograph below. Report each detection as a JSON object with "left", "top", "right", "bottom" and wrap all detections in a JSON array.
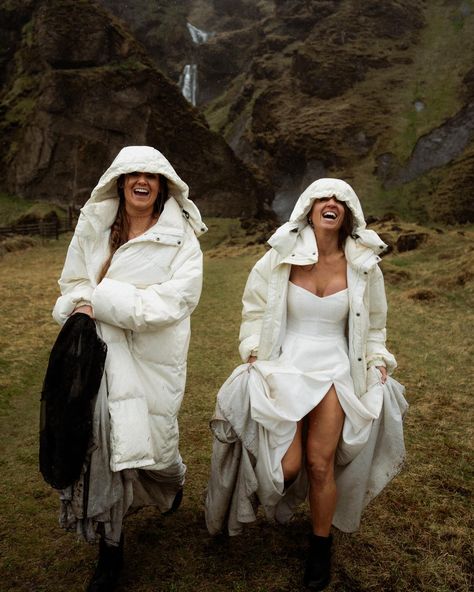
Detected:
[{"left": 376, "top": 365, "right": 387, "bottom": 384}]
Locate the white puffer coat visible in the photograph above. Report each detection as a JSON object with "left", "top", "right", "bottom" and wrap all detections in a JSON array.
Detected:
[
  {"left": 53, "top": 146, "right": 206, "bottom": 472},
  {"left": 239, "top": 178, "right": 396, "bottom": 398}
]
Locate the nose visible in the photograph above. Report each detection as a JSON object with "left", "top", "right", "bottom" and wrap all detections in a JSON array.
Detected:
[{"left": 327, "top": 196, "right": 338, "bottom": 205}]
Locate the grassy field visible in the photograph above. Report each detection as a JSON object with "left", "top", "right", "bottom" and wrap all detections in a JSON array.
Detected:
[{"left": 0, "top": 219, "right": 472, "bottom": 591}]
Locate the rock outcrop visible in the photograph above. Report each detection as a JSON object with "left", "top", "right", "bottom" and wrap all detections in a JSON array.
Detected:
[{"left": 0, "top": 0, "right": 271, "bottom": 216}]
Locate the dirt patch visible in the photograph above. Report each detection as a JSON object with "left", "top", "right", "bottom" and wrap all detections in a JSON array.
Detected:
[
  {"left": 380, "top": 264, "right": 411, "bottom": 284},
  {"left": 396, "top": 232, "right": 428, "bottom": 252},
  {"left": 405, "top": 288, "right": 437, "bottom": 301}
]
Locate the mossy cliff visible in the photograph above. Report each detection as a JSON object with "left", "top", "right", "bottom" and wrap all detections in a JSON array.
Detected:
[
  {"left": 0, "top": 0, "right": 270, "bottom": 216},
  {"left": 106, "top": 0, "right": 474, "bottom": 223}
]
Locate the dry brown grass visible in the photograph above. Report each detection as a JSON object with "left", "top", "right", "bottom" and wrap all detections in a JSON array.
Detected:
[
  {"left": 0, "top": 221, "right": 472, "bottom": 591},
  {"left": 0, "top": 235, "right": 39, "bottom": 257}
]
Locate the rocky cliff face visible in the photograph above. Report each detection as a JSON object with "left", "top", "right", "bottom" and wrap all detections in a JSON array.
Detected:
[
  {"left": 106, "top": 0, "right": 473, "bottom": 223},
  {"left": 198, "top": 0, "right": 474, "bottom": 223},
  {"left": 3, "top": 0, "right": 473, "bottom": 223},
  {"left": 0, "top": 0, "right": 271, "bottom": 216}
]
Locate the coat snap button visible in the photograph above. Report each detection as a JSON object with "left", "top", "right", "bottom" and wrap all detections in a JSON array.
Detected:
[
  {"left": 177, "top": 240, "right": 181, "bottom": 245},
  {"left": 358, "top": 357, "right": 362, "bottom": 361},
  {"left": 356, "top": 313, "right": 360, "bottom": 317},
  {"left": 156, "top": 237, "right": 160, "bottom": 241}
]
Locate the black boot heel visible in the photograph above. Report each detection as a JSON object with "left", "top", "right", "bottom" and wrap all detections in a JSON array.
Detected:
[
  {"left": 303, "top": 534, "right": 332, "bottom": 590},
  {"left": 87, "top": 535, "right": 124, "bottom": 592}
]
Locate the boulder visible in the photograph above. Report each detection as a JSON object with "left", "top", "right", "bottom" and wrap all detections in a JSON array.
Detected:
[{"left": 396, "top": 232, "right": 428, "bottom": 252}]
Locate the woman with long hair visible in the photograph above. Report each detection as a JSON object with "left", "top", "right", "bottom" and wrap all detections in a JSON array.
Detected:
[
  {"left": 206, "top": 178, "right": 406, "bottom": 591},
  {"left": 52, "top": 146, "right": 206, "bottom": 591}
]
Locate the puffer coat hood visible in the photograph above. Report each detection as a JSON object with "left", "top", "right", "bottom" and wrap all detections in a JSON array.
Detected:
[
  {"left": 84, "top": 145, "right": 207, "bottom": 237},
  {"left": 268, "top": 178, "right": 386, "bottom": 259}
]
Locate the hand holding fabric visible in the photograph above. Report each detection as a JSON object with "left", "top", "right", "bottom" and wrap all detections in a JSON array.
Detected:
[{"left": 376, "top": 366, "right": 387, "bottom": 384}]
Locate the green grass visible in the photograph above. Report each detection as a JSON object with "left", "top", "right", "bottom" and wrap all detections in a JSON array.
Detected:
[
  {"left": 0, "top": 192, "right": 35, "bottom": 224},
  {"left": 0, "top": 220, "right": 472, "bottom": 591},
  {"left": 0, "top": 193, "right": 67, "bottom": 226}
]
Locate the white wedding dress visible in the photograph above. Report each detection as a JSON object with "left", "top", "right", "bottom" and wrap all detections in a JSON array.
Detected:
[
  {"left": 253, "top": 281, "right": 385, "bottom": 465},
  {"left": 259, "top": 281, "right": 354, "bottom": 409}
]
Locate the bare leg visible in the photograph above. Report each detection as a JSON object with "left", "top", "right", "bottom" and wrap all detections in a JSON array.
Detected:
[
  {"left": 306, "top": 385, "right": 345, "bottom": 536},
  {"left": 281, "top": 420, "right": 303, "bottom": 483}
]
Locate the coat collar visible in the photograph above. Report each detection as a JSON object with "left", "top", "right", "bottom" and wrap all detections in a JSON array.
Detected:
[
  {"left": 344, "top": 236, "right": 383, "bottom": 272},
  {"left": 270, "top": 225, "right": 383, "bottom": 272}
]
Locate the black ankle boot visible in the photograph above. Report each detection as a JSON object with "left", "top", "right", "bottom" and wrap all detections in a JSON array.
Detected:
[
  {"left": 87, "top": 535, "right": 124, "bottom": 592},
  {"left": 303, "top": 534, "right": 332, "bottom": 590}
]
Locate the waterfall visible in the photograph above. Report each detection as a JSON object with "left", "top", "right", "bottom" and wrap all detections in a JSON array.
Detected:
[
  {"left": 187, "top": 22, "right": 212, "bottom": 45},
  {"left": 179, "top": 64, "right": 198, "bottom": 106},
  {"left": 179, "top": 22, "right": 213, "bottom": 106}
]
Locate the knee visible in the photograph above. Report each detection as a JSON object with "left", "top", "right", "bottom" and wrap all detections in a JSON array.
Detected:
[
  {"left": 306, "top": 456, "right": 334, "bottom": 485},
  {"left": 282, "top": 457, "right": 302, "bottom": 483}
]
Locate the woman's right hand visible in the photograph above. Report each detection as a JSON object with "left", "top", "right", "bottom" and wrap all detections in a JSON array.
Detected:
[
  {"left": 72, "top": 305, "right": 93, "bottom": 317},
  {"left": 247, "top": 355, "right": 257, "bottom": 364}
]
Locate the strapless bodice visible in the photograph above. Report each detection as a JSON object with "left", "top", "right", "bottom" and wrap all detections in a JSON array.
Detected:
[{"left": 286, "top": 281, "right": 348, "bottom": 339}]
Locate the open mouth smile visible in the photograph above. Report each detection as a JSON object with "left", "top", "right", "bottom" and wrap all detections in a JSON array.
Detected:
[
  {"left": 322, "top": 211, "right": 337, "bottom": 220},
  {"left": 133, "top": 186, "right": 150, "bottom": 197}
]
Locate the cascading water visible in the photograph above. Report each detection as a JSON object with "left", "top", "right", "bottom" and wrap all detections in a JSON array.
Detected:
[
  {"left": 179, "top": 22, "right": 213, "bottom": 106},
  {"left": 179, "top": 64, "right": 198, "bottom": 106},
  {"left": 186, "top": 22, "right": 212, "bottom": 45}
]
